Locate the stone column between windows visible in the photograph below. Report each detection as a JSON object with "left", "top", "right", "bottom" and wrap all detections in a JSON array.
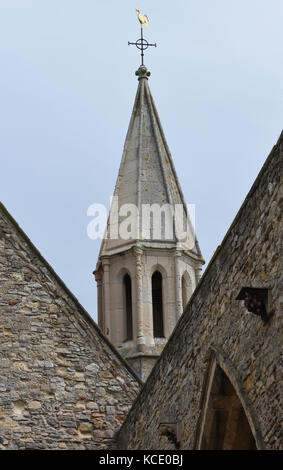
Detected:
[
  {"left": 102, "top": 258, "right": 111, "bottom": 338},
  {"left": 175, "top": 250, "right": 183, "bottom": 320},
  {"left": 134, "top": 246, "right": 145, "bottom": 352},
  {"left": 195, "top": 263, "right": 202, "bottom": 284}
]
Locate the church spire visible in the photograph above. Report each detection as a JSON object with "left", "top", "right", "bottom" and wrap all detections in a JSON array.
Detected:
[
  {"left": 98, "top": 65, "right": 203, "bottom": 259},
  {"left": 94, "top": 16, "right": 204, "bottom": 380}
]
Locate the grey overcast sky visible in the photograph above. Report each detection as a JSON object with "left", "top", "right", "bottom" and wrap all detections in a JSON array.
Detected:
[{"left": 1, "top": 1, "right": 282, "bottom": 321}]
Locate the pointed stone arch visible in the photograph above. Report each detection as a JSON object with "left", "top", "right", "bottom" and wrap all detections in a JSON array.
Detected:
[
  {"left": 150, "top": 263, "right": 167, "bottom": 338},
  {"left": 150, "top": 263, "right": 168, "bottom": 279},
  {"left": 117, "top": 266, "right": 134, "bottom": 281},
  {"left": 123, "top": 273, "right": 133, "bottom": 341},
  {"left": 152, "top": 271, "right": 164, "bottom": 338},
  {"left": 114, "top": 267, "right": 134, "bottom": 345},
  {"left": 195, "top": 348, "right": 264, "bottom": 449}
]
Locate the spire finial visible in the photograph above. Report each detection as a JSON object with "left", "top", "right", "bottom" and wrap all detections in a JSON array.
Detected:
[
  {"left": 128, "top": 8, "right": 157, "bottom": 67},
  {"left": 135, "top": 65, "right": 151, "bottom": 81}
]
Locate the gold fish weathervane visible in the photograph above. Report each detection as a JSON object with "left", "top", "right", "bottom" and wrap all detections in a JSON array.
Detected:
[{"left": 136, "top": 8, "right": 149, "bottom": 29}]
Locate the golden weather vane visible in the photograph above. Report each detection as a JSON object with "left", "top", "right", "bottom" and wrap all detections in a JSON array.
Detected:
[
  {"left": 128, "top": 8, "right": 157, "bottom": 66},
  {"left": 136, "top": 7, "right": 149, "bottom": 29}
]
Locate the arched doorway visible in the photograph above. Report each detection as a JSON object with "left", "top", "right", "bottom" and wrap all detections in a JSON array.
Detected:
[{"left": 200, "top": 364, "right": 256, "bottom": 449}]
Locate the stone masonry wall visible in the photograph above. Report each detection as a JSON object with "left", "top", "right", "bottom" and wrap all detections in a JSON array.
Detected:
[
  {"left": 117, "top": 132, "right": 282, "bottom": 450},
  {"left": 0, "top": 205, "right": 141, "bottom": 450}
]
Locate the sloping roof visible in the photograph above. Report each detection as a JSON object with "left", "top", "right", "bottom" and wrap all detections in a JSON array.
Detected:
[
  {"left": 98, "top": 66, "right": 203, "bottom": 260},
  {"left": 0, "top": 201, "right": 143, "bottom": 386}
]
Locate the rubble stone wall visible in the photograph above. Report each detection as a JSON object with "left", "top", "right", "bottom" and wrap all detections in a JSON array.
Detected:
[
  {"left": 117, "top": 133, "right": 282, "bottom": 450},
  {"left": 0, "top": 204, "right": 141, "bottom": 449}
]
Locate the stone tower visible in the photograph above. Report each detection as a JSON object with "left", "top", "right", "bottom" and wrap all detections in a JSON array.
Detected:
[{"left": 94, "top": 65, "right": 204, "bottom": 380}]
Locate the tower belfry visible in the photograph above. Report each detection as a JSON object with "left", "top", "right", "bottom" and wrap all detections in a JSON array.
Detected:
[{"left": 94, "top": 12, "right": 204, "bottom": 380}]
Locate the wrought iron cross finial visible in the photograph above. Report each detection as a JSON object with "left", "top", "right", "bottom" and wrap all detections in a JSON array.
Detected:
[{"left": 128, "top": 9, "right": 157, "bottom": 66}]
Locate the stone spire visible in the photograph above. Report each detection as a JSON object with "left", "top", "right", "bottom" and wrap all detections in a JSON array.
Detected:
[
  {"left": 94, "top": 67, "right": 204, "bottom": 380},
  {"left": 98, "top": 65, "right": 203, "bottom": 258}
]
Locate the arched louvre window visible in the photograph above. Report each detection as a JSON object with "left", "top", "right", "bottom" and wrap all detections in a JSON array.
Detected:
[
  {"left": 123, "top": 274, "right": 133, "bottom": 341},
  {"left": 152, "top": 271, "right": 164, "bottom": 338}
]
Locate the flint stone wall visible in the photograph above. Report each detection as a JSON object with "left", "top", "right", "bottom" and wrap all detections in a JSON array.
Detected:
[
  {"left": 0, "top": 204, "right": 141, "bottom": 450},
  {"left": 117, "top": 132, "right": 283, "bottom": 450}
]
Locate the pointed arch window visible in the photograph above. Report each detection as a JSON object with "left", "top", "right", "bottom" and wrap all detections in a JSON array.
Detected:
[
  {"left": 152, "top": 271, "right": 164, "bottom": 338},
  {"left": 200, "top": 364, "right": 256, "bottom": 450},
  {"left": 123, "top": 274, "right": 133, "bottom": 341}
]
